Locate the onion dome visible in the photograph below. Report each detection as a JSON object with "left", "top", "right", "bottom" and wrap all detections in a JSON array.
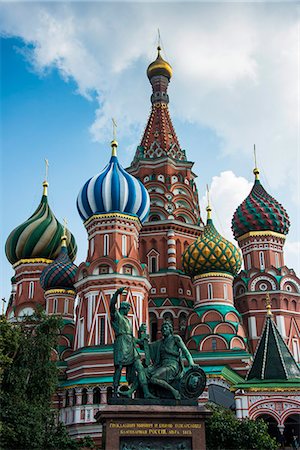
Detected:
[
  {"left": 40, "top": 235, "right": 77, "bottom": 291},
  {"left": 147, "top": 46, "right": 173, "bottom": 80},
  {"left": 232, "top": 166, "right": 290, "bottom": 239},
  {"left": 5, "top": 181, "right": 77, "bottom": 265},
  {"left": 77, "top": 140, "right": 150, "bottom": 223},
  {"left": 182, "top": 203, "right": 242, "bottom": 277}
]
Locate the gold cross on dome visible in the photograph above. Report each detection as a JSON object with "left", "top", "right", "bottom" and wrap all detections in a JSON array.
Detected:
[
  {"left": 45, "top": 159, "right": 49, "bottom": 182},
  {"left": 63, "top": 217, "right": 68, "bottom": 236},
  {"left": 112, "top": 118, "right": 117, "bottom": 141}
]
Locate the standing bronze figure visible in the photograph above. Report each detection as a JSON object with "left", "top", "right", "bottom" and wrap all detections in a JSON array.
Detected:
[{"left": 110, "top": 288, "right": 154, "bottom": 398}]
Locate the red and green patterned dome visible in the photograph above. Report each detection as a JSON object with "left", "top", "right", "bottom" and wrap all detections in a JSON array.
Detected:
[
  {"left": 182, "top": 206, "right": 242, "bottom": 278},
  {"left": 40, "top": 237, "right": 77, "bottom": 291},
  {"left": 232, "top": 169, "right": 290, "bottom": 239}
]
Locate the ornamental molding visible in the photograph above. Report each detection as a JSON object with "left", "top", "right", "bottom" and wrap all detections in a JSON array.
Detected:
[
  {"left": 194, "top": 272, "right": 234, "bottom": 281},
  {"left": 237, "top": 231, "right": 286, "bottom": 242},
  {"left": 280, "top": 277, "right": 300, "bottom": 293},
  {"left": 250, "top": 275, "right": 277, "bottom": 292},
  {"left": 45, "top": 289, "right": 76, "bottom": 296},
  {"left": 84, "top": 212, "right": 141, "bottom": 227},
  {"left": 13, "top": 258, "right": 53, "bottom": 268}
]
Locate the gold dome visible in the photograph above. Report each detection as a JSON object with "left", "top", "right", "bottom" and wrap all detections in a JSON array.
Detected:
[{"left": 147, "top": 46, "right": 173, "bottom": 80}]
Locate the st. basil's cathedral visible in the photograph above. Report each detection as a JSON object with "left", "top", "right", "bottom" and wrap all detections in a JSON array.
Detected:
[{"left": 5, "top": 47, "right": 300, "bottom": 445}]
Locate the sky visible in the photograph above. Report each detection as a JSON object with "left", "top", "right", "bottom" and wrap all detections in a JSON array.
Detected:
[{"left": 1, "top": 1, "right": 299, "bottom": 306}]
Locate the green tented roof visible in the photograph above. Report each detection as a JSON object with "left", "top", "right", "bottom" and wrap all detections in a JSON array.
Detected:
[{"left": 246, "top": 316, "right": 300, "bottom": 382}]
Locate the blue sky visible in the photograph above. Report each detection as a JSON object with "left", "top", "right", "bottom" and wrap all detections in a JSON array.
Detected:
[{"left": 1, "top": 2, "right": 299, "bottom": 305}]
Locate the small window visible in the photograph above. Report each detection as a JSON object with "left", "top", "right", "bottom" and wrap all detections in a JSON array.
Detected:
[
  {"left": 208, "top": 283, "right": 213, "bottom": 300},
  {"left": 259, "top": 251, "right": 265, "bottom": 270},
  {"left": 99, "top": 317, "right": 105, "bottom": 345},
  {"left": 64, "top": 298, "right": 69, "bottom": 314},
  {"left": 150, "top": 256, "right": 157, "bottom": 273},
  {"left": 79, "top": 318, "right": 84, "bottom": 348},
  {"left": 19, "top": 284, "right": 22, "bottom": 295},
  {"left": 53, "top": 298, "right": 58, "bottom": 313},
  {"left": 90, "top": 237, "right": 95, "bottom": 256},
  {"left": 28, "top": 281, "right": 34, "bottom": 299},
  {"left": 275, "top": 252, "right": 279, "bottom": 268},
  {"left": 124, "top": 265, "right": 133, "bottom": 275},
  {"left": 100, "top": 265, "right": 109, "bottom": 274},
  {"left": 247, "top": 254, "right": 251, "bottom": 270},
  {"left": 104, "top": 234, "right": 109, "bottom": 256},
  {"left": 93, "top": 387, "right": 101, "bottom": 404},
  {"left": 122, "top": 235, "right": 127, "bottom": 257},
  {"left": 224, "top": 284, "right": 228, "bottom": 300},
  {"left": 82, "top": 388, "right": 87, "bottom": 405}
]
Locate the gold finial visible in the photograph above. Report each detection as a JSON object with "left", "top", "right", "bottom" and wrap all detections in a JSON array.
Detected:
[
  {"left": 61, "top": 218, "right": 68, "bottom": 247},
  {"left": 111, "top": 118, "right": 118, "bottom": 156},
  {"left": 206, "top": 184, "right": 212, "bottom": 220},
  {"left": 265, "top": 292, "right": 272, "bottom": 317},
  {"left": 43, "top": 159, "right": 49, "bottom": 196},
  {"left": 253, "top": 144, "right": 260, "bottom": 181}
]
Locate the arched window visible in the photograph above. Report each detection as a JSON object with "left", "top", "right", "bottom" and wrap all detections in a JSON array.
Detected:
[
  {"left": 208, "top": 283, "right": 213, "bottom": 300},
  {"left": 65, "top": 390, "right": 70, "bottom": 407},
  {"left": 259, "top": 251, "right": 265, "bottom": 270},
  {"left": 275, "top": 252, "right": 279, "bottom": 268},
  {"left": 28, "top": 281, "right": 34, "bottom": 299},
  {"left": 19, "top": 283, "right": 23, "bottom": 295},
  {"left": 149, "top": 215, "right": 160, "bottom": 222},
  {"left": 122, "top": 235, "right": 127, "bottom": 256},
  {"left": 64, "top": 298, "right": 69, "bottom": 314},
  {"left": 90, "top": 237, "right": 95, "bottom": 256},
  {"left": 150, "top": 256, "right": 157, "bottom": 273},
  {"left": 93, "top": 387, "right": 101, "bottom": 404},
  {"left": 72, "top": 388, "right": 76, "bottom": 406},
  {"left": 53, "top": 298, "right": 58, "bottom": 313},
  {"left": 81, "top": 388, "right": 87, "bottom": 405},
  {"left": 247, "top": 254, "right": 251, "bottom": 270},
  {"left": 104, "top": 234, "right": 109, "bottom": 256},
  {"left": 223, "top": 284, "right": 228, "bottom": 300},
  {"left": 98, "top": 316, "right": 106, "bottom": 345}
]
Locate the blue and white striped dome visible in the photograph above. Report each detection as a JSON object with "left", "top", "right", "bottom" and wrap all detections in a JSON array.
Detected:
[{"left": 77, "top": 141, "right": 150, "bottom": 223}]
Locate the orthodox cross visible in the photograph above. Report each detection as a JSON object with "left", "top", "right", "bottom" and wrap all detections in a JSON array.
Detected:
[
  {"left": 253, "top": 144, "right": 258, "bottom": 168},
  {"left": 2, "top": 297, "right": 6, "bottom": 315},
  {"left": 112, "top": 118, "right": 117, "bottom": 141},
  {"left": 45, "top": 158, "right": 49, "bottom": 182},
  {"left": 63, "top": 217, "right": 68, "bottom": 236}
]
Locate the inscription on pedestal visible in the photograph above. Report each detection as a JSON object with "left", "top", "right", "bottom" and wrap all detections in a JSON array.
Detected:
[{"left": 120, "top": 436, "right": 192, "bottom": 450}]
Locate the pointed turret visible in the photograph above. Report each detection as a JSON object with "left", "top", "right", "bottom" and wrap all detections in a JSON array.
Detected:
[{"left": 246, "top": 295, "right": 300, "bottom": 381}]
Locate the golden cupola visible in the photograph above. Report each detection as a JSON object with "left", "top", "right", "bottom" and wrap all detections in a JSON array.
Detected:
[{"left": 147, "top": 46, "right": 173, "bottom": 80}]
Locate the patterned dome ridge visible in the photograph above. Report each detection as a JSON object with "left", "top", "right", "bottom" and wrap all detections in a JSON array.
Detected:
[
  {"left": 40, "top": 235, "right": 77, "bottom": 291},
  {"left": 232, "top": 170, "right": 290, "bottom": 239},
  {"left": 182, "top": 204, "right": 242, "bottom": 278},
  {"left": 5, "top": 182, "right": 77, "bottom": 265},
  {"left": 77, "top": 140, "right": 150, "bottom": 223}
]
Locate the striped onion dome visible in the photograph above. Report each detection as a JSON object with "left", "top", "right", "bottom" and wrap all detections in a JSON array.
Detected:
[
  {"left": 232, "top": 168, "right": 290, "bottom": 239},
  {"left": 5, "top": 182, "right": 77, "bottom": 265},
  {"left": 40, "top": 236, "right": 77, "bottom": 291},
  {"left": 77, "top": 140, "right": 150, "bottom": 223},
  {"left": 182, "top": 205, "right": 242, "bottom": 277}
]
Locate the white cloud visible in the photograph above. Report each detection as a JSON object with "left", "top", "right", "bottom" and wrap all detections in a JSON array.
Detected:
[{"left": 199, "top": 170, "right": 253, "bottom": 243}]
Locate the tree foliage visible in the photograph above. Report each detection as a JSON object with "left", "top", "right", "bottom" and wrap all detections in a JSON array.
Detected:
[
  {"left": 0, "top": 312, "right": 95, "bottom": 450},
  {"left": 206, "top": 404, "right": 278, "bottom": 450}
]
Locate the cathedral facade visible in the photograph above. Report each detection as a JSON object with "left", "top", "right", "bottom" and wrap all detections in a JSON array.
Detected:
[{"left": 5, "top": 47, "right": 300, "bottom": 445}]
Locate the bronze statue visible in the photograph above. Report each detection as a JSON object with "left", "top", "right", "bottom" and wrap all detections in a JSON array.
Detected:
[{"left": 110, "top": 288, "right": 155, "bottom": 398}]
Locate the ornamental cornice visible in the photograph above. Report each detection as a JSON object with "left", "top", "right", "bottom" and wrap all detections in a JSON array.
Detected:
[
  {"left": 84, "top": 212, "right": 141, "bottom": 227},
  {"left": 13, "top": 258, "right": 53, "bottom": 268},
  {"left": 45, "top": 288, "right": 76, "bottom": 295},
  {"left": 194, "top": 272, "right": 234, "bottom": 281},
  {"left": 237, "top": 230, "right": 286, "bottom": 242}
]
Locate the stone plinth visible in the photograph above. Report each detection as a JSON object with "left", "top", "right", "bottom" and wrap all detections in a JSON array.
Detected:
[{"left": 95, "top": 403, "right": 210, "bottom": 450}]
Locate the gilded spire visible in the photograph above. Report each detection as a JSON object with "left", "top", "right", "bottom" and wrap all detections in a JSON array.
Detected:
[
  {"left": 265, "top": 292, "right": 273, "bottom": 317},
  {"left": 61, "top": 218, "right": 68, "bottom": 247},
  {"left": 43, "top": 159, "right": 49, "bottom": 196},
  {"left": 111, "top": 118, "right": 118, "bottom": 157},
  {"left": 206, "top": 184, "right": 212, "bottom": 221},
  {"left": 253, "top": 144, "right": 260, "bottom": 181}
]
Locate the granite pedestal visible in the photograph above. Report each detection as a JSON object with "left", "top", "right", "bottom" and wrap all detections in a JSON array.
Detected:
[{"left": 95, "top": 402, "right": 210, "bottom": 450}]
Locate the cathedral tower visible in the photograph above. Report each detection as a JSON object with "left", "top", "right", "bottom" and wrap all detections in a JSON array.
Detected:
[
  {"left": 128, "top": 47, "right": 202, "bottom": 339},
  {"left": 232, "top": 164, "right": 300, "bottom": 360}
]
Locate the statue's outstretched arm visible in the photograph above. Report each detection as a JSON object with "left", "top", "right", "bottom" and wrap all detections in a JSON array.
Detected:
[
  {"left": 110, "top": 287, "right": 125, "bottom": 316},
  {"left": 176, "top": 335, "right": 196, "bottom": 367}
]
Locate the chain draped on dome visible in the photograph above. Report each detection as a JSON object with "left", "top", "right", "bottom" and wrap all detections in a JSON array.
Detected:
[
  {"left": 182, "top": 208, "right": 242, "bottom": 278},
  {"left": 77, "top": 142, "right": 150, "bottom": 223},
  {"left": 40, "top": 238, "right": 77, "bottom": 291},
  {"left": 5, "top": 182, "right": 77, "bottom": 265},
  {"left": 232, "top": 174, "right": 290, "bottom": 239}
]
